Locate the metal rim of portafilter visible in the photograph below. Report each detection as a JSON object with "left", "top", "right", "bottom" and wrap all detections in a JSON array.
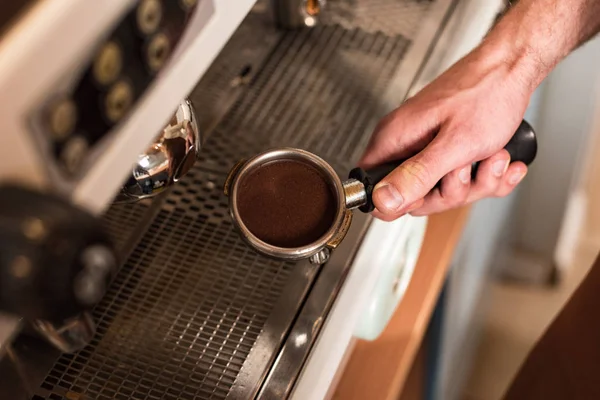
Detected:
[{"left": 224, "top": 148, "right": 353, "bottom": 265}]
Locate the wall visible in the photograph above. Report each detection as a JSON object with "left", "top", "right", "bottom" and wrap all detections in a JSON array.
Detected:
[
  {"left": 433, "top": 193, "right": 521, "bottom": 400},
  {"left": 510, "top": 36, "right": 600, "bottom": 279},
  {"left": 580, "top": 86, "right": 600, "bottom": 245}
]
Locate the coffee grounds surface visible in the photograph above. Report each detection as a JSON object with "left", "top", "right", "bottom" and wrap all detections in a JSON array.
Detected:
[{"left": 236, "top": 159, "right": 338, "bottom": 248}]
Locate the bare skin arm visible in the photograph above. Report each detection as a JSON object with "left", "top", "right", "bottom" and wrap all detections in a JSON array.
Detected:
[{"left": 360, "top": 0, "right": 600, "bottom": 219}]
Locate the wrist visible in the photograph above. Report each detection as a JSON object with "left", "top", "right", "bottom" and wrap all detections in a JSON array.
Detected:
[
  {"left": 476, "top": 0, "right": 584, "bottom": 95},
  {"left": 475, "top": 27, "right": 554, "bottom": 98}
]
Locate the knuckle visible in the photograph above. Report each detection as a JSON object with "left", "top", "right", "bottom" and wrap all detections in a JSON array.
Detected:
[
  {"left": 402, "top": 158, "right": 434, "bottom": 193},
  {"left": 440, "top": 176, "right": 469, "bottom": 207},
  {"left": 447, "top": 192, "right": 468, "bottom": 208}
]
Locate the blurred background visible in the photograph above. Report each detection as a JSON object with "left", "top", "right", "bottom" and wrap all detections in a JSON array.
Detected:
[{"left": 431, "top": 34, "right": 600, "bottom": 400}]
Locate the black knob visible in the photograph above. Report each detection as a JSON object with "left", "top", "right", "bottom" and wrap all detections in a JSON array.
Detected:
[
  {"left": 0, "top": 185, "right": 117, "bottom": 323},
  {"left": 503, "top": 119, "right": 537, "bottom": 165}
]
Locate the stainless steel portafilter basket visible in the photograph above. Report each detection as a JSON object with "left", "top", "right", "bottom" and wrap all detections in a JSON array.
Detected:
[
  {"left": 224, "top": 148, "right": 354, "bottom": 265},
  {"left": 225, "top": 120, "right": 538, "bottom": 264}
]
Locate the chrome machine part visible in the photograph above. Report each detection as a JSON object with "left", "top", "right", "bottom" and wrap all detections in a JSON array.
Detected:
[
  {"left": 1, "top": 1, "right": 455, "bottom": 399},
  {"left": 272, "top": 0, "right": 327, "bottom": 29},
  {"left": 342, "top": 178, "right": 367, "bottom": 209},
  {"left": 309, "top": 248, "right": 331, "bottom": 265},
  {"left": 116, "top": 99, "right": 201, "bottom": 203},
  {"left": 225, "top": 148, "right": 348, "bottom": 263},
  {"left": 33, "top": 313, "right": 95, "bottom": 354}
]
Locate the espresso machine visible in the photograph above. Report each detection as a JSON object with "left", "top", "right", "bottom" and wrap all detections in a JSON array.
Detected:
[{"left": 0, "top": 0, "right": 506, "bottom": 399}]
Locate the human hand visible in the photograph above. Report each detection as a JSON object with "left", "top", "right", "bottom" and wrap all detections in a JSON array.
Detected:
[{"left": 359, "top": 45, "right": 536, "bottom": 220}]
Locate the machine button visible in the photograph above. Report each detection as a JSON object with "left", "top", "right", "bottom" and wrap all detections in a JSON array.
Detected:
[
  {"left": 145, "top": 32, "right": 171, "bottom": 73},
  {"left": 31, "top": 0, "right": 204, "bottom": 181},
  {"left": 136, "top": 0, "right": 163, "bottom": 36},
  {"left": 180, "top": 0, "right": 198, "bottom": 11},
  {"left": 104, "top": 79, "right": 134, "bottom": 123},
  {"left": 92, "top": 41, "right": 123, "bottom": 87},
  {"left": 59, "top": 135, "right": 89, "bottom": 175},
  {"left": 47, "top": 97, "right": 77, "bottom": 141}
]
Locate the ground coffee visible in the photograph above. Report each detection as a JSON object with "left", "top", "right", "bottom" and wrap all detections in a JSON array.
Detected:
[{"left": 236, "top": 159, "right": 338, "bottom": 248}]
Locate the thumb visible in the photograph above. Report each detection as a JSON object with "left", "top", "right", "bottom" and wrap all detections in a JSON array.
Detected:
[
  {"left": 371, "top": 135, "right": 473, "bottom": 215},
  {"left": 359, "top": 103, "right": 439, "bottom": 169}
]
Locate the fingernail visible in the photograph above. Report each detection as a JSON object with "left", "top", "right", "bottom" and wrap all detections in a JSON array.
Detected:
[
  {"left": 458, "top": 167, "right": 470, "bottom": 184},
  {"left": 373, "top": 183, "right": 404, "bottom": 212},
  {"left": 509, "top": 172, "right": 526, "bottom": 185},
  {"left": 493, "top": 159, "right": 509, "bottom": 177}
]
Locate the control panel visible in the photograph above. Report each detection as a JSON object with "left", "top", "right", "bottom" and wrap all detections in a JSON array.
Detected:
[{"left": 29, "top": 0, "right": 205, "bottom": 181}]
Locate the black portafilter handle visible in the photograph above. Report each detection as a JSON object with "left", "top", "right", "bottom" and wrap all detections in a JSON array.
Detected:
[{"left": 348, "top": 119, "right": 538, "bottom": 213}]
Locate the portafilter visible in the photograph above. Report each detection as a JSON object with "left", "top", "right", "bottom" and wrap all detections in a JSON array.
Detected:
[{"left": 225, "top": 120, "right": 538, "bottom": 264}]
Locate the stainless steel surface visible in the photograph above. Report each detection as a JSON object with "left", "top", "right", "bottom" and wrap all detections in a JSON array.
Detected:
[
  {"left": 33, "top": 313, "right": 96, "bottom": 354},
  {"left": 258, "top": 0, "right": 456, "bottom": 397},
  {"left": 103, "top": 198, "right": 164, "bottom": 256},
  {"left": 380, "top": 0, "right": 457, "bottom": 108},
  {"left": 257, "top": 211, "right": 371, "bottom": 400},
  {"left": 187, "top": 2, "right": 282, "bottom": 138},
  {"left": 34, "top": 169, "right": 300, "bottom": 399},
  {"left": 0, "top": 1, "right": 454, "bottom": 398},
  {"left": 224, "top": 258, "right": 320, "bottom": 400},
  {"left": 271, "top": 0, "right": 326, "bottom": 29},
  {"left": 116, "top": 99, "right": 201, "bottom": 203},
  {"left": 342, "top": 179, "right": 366, "bottom": 209},
  {"left": 227, "top": 148, "right": 346, "bottom": 262},
  {"left": 322, "top": 0, "right": 434, "bottom": 37},
  {"left": 73, "top": 244, "right": 118, "bottom": 307}
]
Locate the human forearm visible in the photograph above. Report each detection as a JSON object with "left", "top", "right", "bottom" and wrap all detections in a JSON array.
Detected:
[
  {"left": 481, "top": 0, "right": 600, "bottom": 92},
  {"left": 360, "top": 0, "right": 600, "bottom": 219}
]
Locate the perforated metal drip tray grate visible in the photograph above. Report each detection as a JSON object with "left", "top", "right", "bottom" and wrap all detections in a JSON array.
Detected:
[
  {"left": 21, "top": 0, "right": 449, "bottom": 399},
  {"left": 39, "top": 188, "right": 295, "bottom": 400}
]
